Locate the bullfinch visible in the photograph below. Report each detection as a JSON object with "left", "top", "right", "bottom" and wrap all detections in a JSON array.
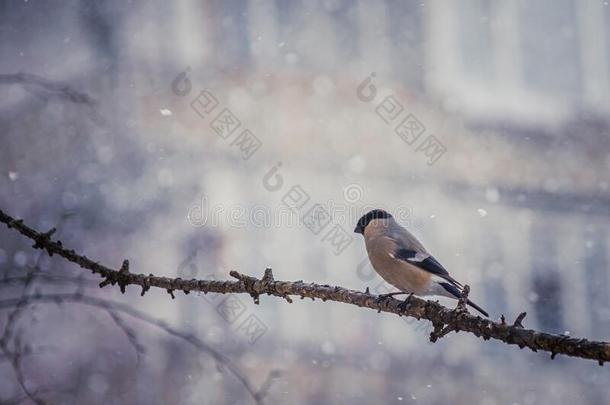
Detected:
[{"left": 354, "top": 209, "right": 488, "bottom": 317}]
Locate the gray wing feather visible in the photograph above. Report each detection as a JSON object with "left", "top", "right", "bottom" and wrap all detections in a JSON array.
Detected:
[
  {"left": 393, "top": 247, "right": 464, "bottom": 289},
  {"left": 384, "top": 219, "right": 464, "bottom": 289}
]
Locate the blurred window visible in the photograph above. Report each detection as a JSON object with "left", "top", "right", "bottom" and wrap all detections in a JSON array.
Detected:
[
  {"left": 216, "top": 0, "right": 250, "bottom": 67},
  {"left": 385, "top": 0, "right": 426, "bottom": 90},
  {"left": 457, "top": 0, "right": 493, "bottom": 82},
  {"left": 480, "top": 232, "right": 507, "bottom": 317},
  {"left": 530, "top": 222, "right": 564, "bottom": 333},
  {"left": 584, "top": 227, "right": 609, "bottom": 336},
  {"left": 518, "top": 0, "right": 582, "bottom": 98},
  {"left": 430, "top": 0, "right": 610, "bottom": 123}
]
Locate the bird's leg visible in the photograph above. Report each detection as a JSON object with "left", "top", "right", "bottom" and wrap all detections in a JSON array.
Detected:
[
  {"left": 398, "top": 292, "right": 415, "bottom": 311},
  {"left": 376, "top": 291, "right": 409, "bottom": 303},
  {"left": 455, "top": 285, "right": 470, "bottom": 313}
]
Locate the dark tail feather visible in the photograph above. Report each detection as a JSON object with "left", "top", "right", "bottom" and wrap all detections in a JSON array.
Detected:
[
  {"left": 438, "top": 282, "right": 489, "bottom": 317},
  {"left": 465, "top": 299, "right": 489, "bottom": 317}
]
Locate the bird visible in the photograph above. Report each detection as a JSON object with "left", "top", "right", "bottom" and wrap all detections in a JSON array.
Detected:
[{"left": 354, "top": 209, "right": 488, "bottom": 317}]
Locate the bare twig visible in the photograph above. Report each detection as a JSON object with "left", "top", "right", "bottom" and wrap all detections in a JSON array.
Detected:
[
  {"left": 0, "top": 292, "right": 275, "bottom": 405},
  {"left": 0, "top": 73, "right": 95, "bottom": 104},
  {"left": 104, "top": 309, "right": 147, "bottom": 363},
  {"left": 0, "top": 344, "right": 46, "bottom": 405},
  {"left": 0, "top": 72, "right": 106, "bottom": 125},
  {"left": 0, "top": 238, "right": 52, "bottom": 405},
  {"left": 2, "top": 208, "right": 610, "bottom": 365}
]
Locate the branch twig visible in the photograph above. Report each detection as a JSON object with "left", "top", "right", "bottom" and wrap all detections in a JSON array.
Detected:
[
  {"left": 0, "top": 292, "right": 275, "bottom": 405},
  {"left": 1, "top": 208, "right": 609, "bottom": 365}
]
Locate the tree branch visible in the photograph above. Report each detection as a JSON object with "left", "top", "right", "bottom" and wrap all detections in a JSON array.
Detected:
[{"left": 1, "top": 208, "right": 609, "bottom": 365}]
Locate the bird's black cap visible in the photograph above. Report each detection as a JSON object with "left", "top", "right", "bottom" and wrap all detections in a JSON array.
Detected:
[{"left": 354, "top": 209, "right": 392, "bottom": 234}]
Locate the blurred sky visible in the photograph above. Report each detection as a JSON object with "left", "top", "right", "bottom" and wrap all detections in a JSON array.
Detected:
[{"left": 1, "top": 1, "right": 610, "bottom": 404}]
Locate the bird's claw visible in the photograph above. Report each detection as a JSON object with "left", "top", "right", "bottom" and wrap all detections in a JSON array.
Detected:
[
  {"left": 375, "top": 292, "right": 406, "bottom": 303},
  {"left": 375, "top": 294, "right": 392, "bottom": 304},
  {"left": 398, "top": 293, "right": 414, "bottom": 311},
  {"left": 377, "top": 291, "right": 413, "bottom": 311}
]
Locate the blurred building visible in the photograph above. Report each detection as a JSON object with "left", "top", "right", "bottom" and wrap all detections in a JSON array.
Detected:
[
  {"left": 1, "top": 1, "right": 610, "bottom": 403},
  {"left": 116, "top": 0, "right": 610, "bottom": 337}
]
